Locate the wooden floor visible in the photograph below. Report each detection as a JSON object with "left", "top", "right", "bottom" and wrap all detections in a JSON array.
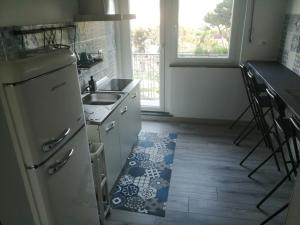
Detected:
[{"left": 106, "top": 120, "right": 295, "bottom": 225}]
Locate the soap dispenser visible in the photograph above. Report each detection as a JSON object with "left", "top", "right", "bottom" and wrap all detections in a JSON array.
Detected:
[{"left": 89, "top": 76, "right": 96, "bottom": 93}]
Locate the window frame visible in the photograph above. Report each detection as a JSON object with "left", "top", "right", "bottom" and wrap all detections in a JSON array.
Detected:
[{"left": 170, "top": 0, "right": 247, "bottom": 66}]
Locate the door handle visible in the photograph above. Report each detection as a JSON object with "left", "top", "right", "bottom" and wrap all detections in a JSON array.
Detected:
[
  {"left": 105, "top": 121, "right": 116, "bottom": 132},
  {"left": 42, "top": 128, "right": 71, "bottom": 152},
  {"left": 120, "top": 106, "right": 128, "bottom": 115},
  {"left": 48, "top": 149, "right": 74, "bottom": 175}
]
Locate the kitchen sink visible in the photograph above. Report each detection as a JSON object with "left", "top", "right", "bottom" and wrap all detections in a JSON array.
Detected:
[
  {"left": 98, "top": 78, "right": 132, "bottom": 91},
  {"left": 82, "top": 93, "right": 121, "bottom": 105}
]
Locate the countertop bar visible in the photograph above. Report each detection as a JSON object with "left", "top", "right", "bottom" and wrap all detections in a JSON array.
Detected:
[{"left": 246, "top": 61, "right": 300, "bottom": 119}]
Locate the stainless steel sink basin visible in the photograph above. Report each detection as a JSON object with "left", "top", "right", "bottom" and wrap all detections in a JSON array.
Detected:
[
  {"left": 98, "top": 79, "right": 132, "bottom": 91},
  {"left": 82, "top": 93, "right": 121, "bottom": 105}
]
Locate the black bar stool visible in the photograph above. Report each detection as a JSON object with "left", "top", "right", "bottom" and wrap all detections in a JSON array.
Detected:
[
  {"left": 232, "top": 64, "right": 270, "bottom": 146},
  {"left": 248, "top": 88, "right": 296, "bottom": 179},
  {"left": 239, "top": 71, "right": 281, "bottom": 171},
  {"left": 257, "top": 116, "right": 300, "bottom": 225},
  {"left": 229, "top": 64, "right": 256, "bottom": 129}
]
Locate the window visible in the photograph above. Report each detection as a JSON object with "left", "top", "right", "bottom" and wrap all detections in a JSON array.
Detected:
[{"left": 173, "top": 0, "right": 245, "bottom": 64}]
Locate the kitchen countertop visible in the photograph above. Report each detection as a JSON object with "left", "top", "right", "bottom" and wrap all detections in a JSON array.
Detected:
[
  {"left": 82, "top": 79, "right": 140, "bottom": 126},
  {"left": 246, "top": 61, "right": 300, "bottom": 119}
]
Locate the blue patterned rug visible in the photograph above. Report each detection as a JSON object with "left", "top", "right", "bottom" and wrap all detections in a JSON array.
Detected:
[{"left": 111, "top": 132, "right": 177, "bottom": 217}]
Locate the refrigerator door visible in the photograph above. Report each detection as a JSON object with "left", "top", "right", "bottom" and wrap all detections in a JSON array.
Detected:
[
  {"left": 27, "top": 127, "right": 100, "bottom": 225},
  {"left": 4, "top": 63, "right": 85, "bottom": 166}
]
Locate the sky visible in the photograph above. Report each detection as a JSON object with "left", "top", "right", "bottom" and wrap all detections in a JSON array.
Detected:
[{"left": 129, "top": 0, "right": 224, "bottom": 28}]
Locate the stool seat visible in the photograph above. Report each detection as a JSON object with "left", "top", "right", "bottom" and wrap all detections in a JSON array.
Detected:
[
  {"left": 256, "top": 96, "right": 272, "bottom": 108},
  {"left": 258, "top": 83, "right": 267, "bottom": 93}
]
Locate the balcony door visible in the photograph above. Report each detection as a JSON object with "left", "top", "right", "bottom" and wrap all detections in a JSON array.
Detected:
[{"left": 129, "top": 0, "right": 165, "bottom": 111}]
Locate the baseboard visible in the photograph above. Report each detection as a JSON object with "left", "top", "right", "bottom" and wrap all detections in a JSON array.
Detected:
[{"left": 141, "top": 114, "right": 250, "bottom": 126}]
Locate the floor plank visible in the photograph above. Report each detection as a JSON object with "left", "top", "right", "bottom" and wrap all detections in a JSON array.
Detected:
[{"left": 106, "top": 120, "right": 295, "bottom": 225}]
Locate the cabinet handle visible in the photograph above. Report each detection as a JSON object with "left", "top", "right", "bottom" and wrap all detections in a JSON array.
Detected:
[
  {"left": 42, "top": 128, "right": 71, "bottom": 152},
  {"left": 120, "top": 106, "right": 128, "bottom": 115},
  {"left": 131, "top": 93, "right": 137, "bottom": 99},
  {"left": 105, "top": 121, "right": 116, "bottom": 132}
]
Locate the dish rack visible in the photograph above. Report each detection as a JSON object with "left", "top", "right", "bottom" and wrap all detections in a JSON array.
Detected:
[{"left": 89, "top": 142, "right": 111, "bottom": 224}]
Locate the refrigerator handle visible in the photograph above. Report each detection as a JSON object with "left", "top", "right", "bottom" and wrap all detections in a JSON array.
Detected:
[
  {"left": 42, "top": 128, "right": 71, "bottom": 152},
  {"left": 48, "top": 149, "right": 74, "bottom": 175}
]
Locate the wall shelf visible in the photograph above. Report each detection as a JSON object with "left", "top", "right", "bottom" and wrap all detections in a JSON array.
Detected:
[{"left": 77, "top": 57, "right": 103, "bottom": 69}]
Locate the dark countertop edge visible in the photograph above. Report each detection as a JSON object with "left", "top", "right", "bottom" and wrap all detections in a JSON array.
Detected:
[{"left": 246, "top": 61, "right": 300, "bottom": 119}]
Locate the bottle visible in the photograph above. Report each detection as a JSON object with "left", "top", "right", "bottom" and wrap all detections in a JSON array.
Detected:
[{"left": 89, "top": 76, "right": 96, "bottom": 93}]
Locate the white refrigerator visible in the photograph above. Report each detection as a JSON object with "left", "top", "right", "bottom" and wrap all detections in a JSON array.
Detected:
[{"left": 0, "top": 49, "right": 100, "bottom": 225}]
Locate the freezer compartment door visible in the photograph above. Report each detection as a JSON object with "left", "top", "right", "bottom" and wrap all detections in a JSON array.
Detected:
[
  {"left": 5, "top": 63, "right": 85, "bottom": 166},
  {"left": 29, "top": 127, "right": 100, "bottom": 225}
]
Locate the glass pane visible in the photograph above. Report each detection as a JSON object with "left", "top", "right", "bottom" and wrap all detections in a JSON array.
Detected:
[
  {"left": 177, "top": 0, "right": 234, "bottom": 58},
  {"left": 130, "top": 0, "right": 160, "bottom": 108}
]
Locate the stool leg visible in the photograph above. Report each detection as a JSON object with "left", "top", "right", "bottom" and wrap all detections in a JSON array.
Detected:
[
  {"left": 265, "top": 131, "right": 281, "bottom": 172},
  {"left": 271, "top": 130, "right": 289, "bottom": 176},
  {"left": 260, "top": 203, "right": 289, "bottom": 225},
  {"left": 230, "top": 103, "right": 252, "bottom": 129},
  {"left": 235, "top": 108, "right": 271, "bottom": 146},
  {"left": 234, "top": 122, "right": 256, "bottom": 146},
  {"left": 285, "top": 137, "right": 297, "bottom": 177},
  {"left": 248, "top": 139, "right": 288, "bottom": 178},
  {"left": 291, "top": 136, "right": 299, "bottom": 176},
  {"left": 292, "top": 136, "right": 300, "bottom": 166},
  {"left": 269, "top": 109, "right": 285, "bottom": 172},
  {"left": 240, "top": 133, "right": 268, "bottom": 166},
  {"left": 257, "top": 167, "right": 296, "bottom": 208}
]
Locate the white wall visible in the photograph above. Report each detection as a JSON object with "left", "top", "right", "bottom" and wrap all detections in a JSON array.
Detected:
[
  {"left": 286, "top": 0, "right": 300, "bottom": 14},
  {"left": 0, "top": 0, "right": 78, "bottom": 27},
  {"left": 166, "top": 67, "right": 247, "bottom": 120},
  {"left": 164, "top": 0, "right": 288, "bottom": 120},
  {"left": 240, "top": 0, "right": 287, "bottom": 61}
]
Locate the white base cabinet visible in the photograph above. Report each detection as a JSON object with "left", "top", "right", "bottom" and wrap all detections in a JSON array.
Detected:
[
  {"left": 99, "top": 109, "right": 122, "bottom": 191},
  {"left": 87, "top": 83, "right": 141, "bottom": 192}
]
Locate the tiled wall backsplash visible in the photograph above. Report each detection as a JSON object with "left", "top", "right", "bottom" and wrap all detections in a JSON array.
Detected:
[
  {"left": 279, "top": 14, "right": 300, "bottom": 75},
  {"left": 0, "top": 22, "right": 118, "bottom": 89}
]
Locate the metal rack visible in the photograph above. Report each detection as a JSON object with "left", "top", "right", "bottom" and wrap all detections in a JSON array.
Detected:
[
  {"left": 13, "top": 25, "right": 76, "bottom": 51},
  {"left": 89, "top": 143, "right": 111, "bottom": 225}
]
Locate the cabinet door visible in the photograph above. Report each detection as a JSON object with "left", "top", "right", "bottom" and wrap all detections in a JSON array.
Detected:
[
  {"left": 119, "top": 97, "right": 133, "bottom": 166},
  {"left": 99, "top": 110, "right": 122, "bottom": 191},
  {"left": 129, "top": 84, "right": 141, "bottom": 143}
]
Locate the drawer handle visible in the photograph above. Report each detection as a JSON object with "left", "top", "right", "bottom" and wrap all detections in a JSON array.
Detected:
[
  {"left": 105, "top": 121, "right": 116, "bottom": 132},
  {"left": 42, "top": 128, "right": 71, "bottom": 152},
  {"left": 120, "top": 106, "right": 128, "bottom": 115},
  {"left": 48, "top": 149, "right": 74, "bottom": 175},
  {"left": 131, "top": 93, "right": 137, "bottom": 99}
]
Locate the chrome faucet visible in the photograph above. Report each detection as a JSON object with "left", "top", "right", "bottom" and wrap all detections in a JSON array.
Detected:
[
  {"left": 81, "top": 76, "right": 97, "bottom": 94},
  {"left": 81, "top": 85, "right": 90, "bottom": 94}
]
